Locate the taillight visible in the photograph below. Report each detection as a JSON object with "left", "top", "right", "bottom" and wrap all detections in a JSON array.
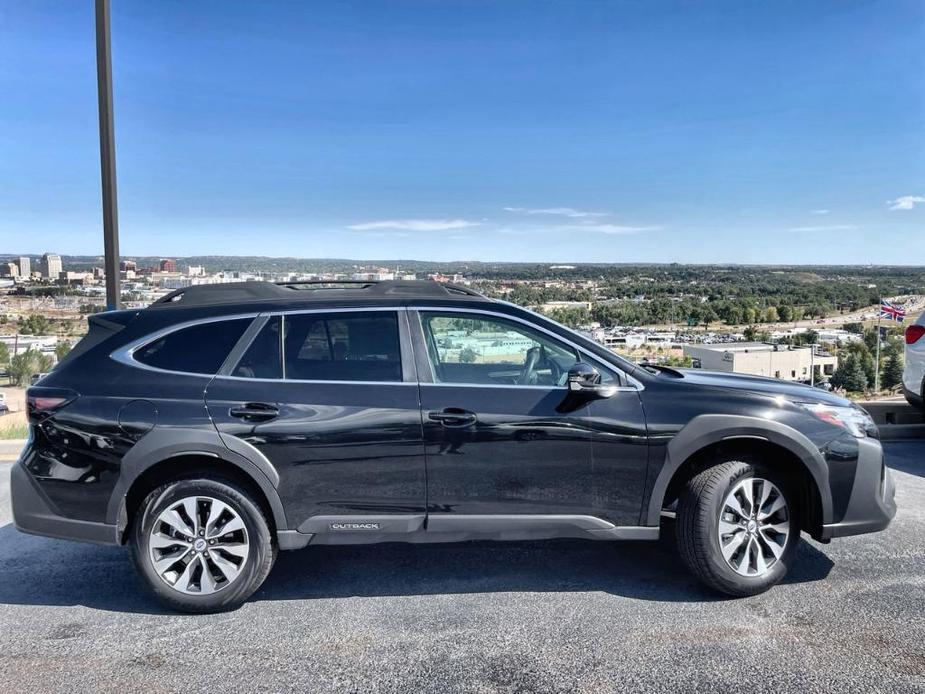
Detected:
[
  {"left": 26, "top": 387, "right": 78, "bottom": 422},
  {"left": 906, "top": 325, "right": 925, "bottom": 345}
]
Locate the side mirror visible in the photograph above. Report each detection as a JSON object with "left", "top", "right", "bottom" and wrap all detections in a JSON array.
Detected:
[{"left": 566, "top": 363, "right": 616, "bottom": 399}]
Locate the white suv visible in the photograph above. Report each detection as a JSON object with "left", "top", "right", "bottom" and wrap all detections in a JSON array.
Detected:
[{"left": 905, "top": 314, "right": 925, "bottom": 411}]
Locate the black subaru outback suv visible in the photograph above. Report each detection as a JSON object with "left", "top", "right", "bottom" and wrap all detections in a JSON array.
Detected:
[{"left": 12, "top": 280, "right": 895, "bottom": 612}]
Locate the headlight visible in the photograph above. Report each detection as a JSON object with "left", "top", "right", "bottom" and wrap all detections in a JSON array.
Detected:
[{"left": 798, "top": 403, "right": 876, "bottom": 438}]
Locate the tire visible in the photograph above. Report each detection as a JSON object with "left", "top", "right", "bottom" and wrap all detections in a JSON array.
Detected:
[
  {"left": 676, "top": 460, "right": 800, "bottom": 597},
  {"left": 131, "top": 478, "right": 276, "bottom": 613}
]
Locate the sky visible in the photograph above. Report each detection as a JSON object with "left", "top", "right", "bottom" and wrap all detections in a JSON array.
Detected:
[{"left": 0, "top": 0, "right": 923, "bottom": 264}]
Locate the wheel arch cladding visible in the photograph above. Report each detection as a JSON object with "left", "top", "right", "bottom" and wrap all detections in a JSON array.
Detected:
[
  {"left": 646, "top": 414, "right": 832, "bottom": 535},
  {"left": 106, "top": 429, "right": 287, "bottom": 541}
]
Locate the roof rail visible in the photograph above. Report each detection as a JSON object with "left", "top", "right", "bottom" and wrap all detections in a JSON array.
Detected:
[
  {"left": 150, "top": 279, "right": 484, "bottom": 308},
  {"left": 153, "top": 281, "right": 292, "bottom": 306},
  {"left": 276, "top": 279, "right": 483, "bottom": 297}
]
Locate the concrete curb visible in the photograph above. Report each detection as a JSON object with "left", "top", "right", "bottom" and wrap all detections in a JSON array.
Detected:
[{"left": 0, "top": 439, "right": 26, "bottom": 462}]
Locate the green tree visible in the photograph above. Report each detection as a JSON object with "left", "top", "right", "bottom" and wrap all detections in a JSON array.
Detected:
[
  {"left": 54, "top": 341, "right": 72, "bottom": 362},
  {"left": 880, "top": 339, "right": 904, "bottom": 390},
  {"left": 843, "top": 340, "right": 875, "bottom": 388},
  {"left": 777, "top": 305, "right": 793, "bottom": 323},
  {"left": 458, "top": 347, "right": 478, "bottom": 364},
  {"left": 9, "top": 348, "right": 53, "bottom": 386},
  {"left": 843, "top": 322, "right": 864, "bottom": 335},
  {"left": 763, "top": 306, "right": 779, "bottom": 323},
  {"left": 830, "top": 354, "right": 869, "bottom": 393},
  {"left": 18, "top": 314, "right": 51, "bottom": 335}
]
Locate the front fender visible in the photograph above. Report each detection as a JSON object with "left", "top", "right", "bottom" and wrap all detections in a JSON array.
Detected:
[{"left": 643, "top": 414, "right": 833, "bottom": 527}]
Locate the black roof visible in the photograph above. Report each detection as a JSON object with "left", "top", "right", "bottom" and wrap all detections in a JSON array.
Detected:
[{"left": 150, "top": 280, "right": 486, "bottom": 309}]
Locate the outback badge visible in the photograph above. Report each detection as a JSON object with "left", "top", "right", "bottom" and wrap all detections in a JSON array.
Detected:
[{"left": 330, "top": 522, "right": 380, "bottom": 531}]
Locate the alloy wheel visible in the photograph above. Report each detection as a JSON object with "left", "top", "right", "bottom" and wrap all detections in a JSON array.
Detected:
[
  {"left": 148, "top": 495, "right": 250, "bottom": 595},
  {"left": 717, "top": 477, "right": 790, "bottom": 577}
]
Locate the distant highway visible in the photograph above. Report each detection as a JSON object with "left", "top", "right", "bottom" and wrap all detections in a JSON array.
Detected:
[
  {"left": 755, "top": 294, "right": 925, "bottom": 332},
  {"left": 647, "top": 295, "right": 925, "bottom": 333}
]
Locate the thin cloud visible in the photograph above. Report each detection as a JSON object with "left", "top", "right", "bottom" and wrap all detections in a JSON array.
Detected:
[
  {"left": 576, "top": 223, "right": 661, "bottom": 235},
  {"left": 347, "top": 219, "right": 479, "bottom": 231},
  {"left": 504, "top": 206, "right": 609, "bottom": 219},
  {"left": 887, "top": 195, "right": 925, "bottom": 211},
  {"left": 787, "top": 224, "right": 858, "bottom": 233},
  {"left": 811, "top": 209, "right": 830, "bottom": 215}
]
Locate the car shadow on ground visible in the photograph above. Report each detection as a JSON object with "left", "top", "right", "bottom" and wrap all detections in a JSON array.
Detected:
[{"left": 0, "top": 522, "right": 834, "bottom": 615}]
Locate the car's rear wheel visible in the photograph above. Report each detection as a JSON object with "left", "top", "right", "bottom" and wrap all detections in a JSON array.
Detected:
[
  {"left": 676, "top": 460, "right": 800, "bottom": 597},
  {"left": 131, "top": 478, "right": 276, "bottom": 613}
]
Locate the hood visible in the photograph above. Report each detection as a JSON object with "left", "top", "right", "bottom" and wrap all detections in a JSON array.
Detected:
[{"left": 674, "top": 368, "right": 851, "bottom": 406}]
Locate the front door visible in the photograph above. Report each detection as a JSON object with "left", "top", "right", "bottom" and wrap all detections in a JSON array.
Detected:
[
  {"left": 412, "top": 309, "right": 648, "bottom": 530},
  {"left": 206, "top": 309, "right": 426, "bottom": 535}
]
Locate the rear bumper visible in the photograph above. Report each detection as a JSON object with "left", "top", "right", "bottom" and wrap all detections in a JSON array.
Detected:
[
  {"left": 10, "top": 461, "right": 120, "bottom": 545},
  {"left": 903, "top": 385, "right": 923, "bottom": 410},
  {"left": 821, "top": 437, "right": 896, "bottom": 540}
]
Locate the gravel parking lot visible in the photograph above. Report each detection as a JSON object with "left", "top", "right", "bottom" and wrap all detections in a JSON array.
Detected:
[{"left": 0, "top": 442, "right": 922, "bottom": 693}]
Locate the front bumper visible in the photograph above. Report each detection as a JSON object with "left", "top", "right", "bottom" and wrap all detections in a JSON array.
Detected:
[
  {"left": 821, "top": 437, "right": 896, "bottom": 540},
  {"left": 10, "top": 461, "right": 120, "bottom": 545}
]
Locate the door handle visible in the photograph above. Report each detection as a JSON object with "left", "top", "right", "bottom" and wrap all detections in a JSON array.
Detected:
[
  {"left": 229, "top": 402, "right": 279, "bottom": 422},
  {"left": 428, "top": 408, "right": 477, "bottom": 426}
]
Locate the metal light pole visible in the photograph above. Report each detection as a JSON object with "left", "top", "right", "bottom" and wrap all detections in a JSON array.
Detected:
[
  {"left": 95, "top": 0, "right": 121, "bottom": 310},
  {"left": 810, "top": 343, "right": 815, "bottom": 387}
]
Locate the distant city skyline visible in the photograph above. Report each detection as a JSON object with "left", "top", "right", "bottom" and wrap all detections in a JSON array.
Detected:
[{"left": 1, "top": 1, "right": 923, "bottom": 264}]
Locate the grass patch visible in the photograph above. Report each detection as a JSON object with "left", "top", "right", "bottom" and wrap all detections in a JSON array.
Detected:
[
  {"left": 0, "top": 411, "right": 28, "bottom": 440},
  {"left": 0, "top": 424, "right": 28, "bottom": 440}
]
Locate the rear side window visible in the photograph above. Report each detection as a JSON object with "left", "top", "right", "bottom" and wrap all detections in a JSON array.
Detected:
[
  {"left": 134, "top": 318, "right": 252, "bottom": 374},
  {"left": 284, "top": 312, "right": 402, "bottom": 381},
  {"left": 233, "top": 316, "right": 282, "bottom": 379},
  {"left": 231, "top": 311, "right": 402, "bottom": 382}
]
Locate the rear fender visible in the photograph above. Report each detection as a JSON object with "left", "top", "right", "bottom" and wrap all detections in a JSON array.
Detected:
[{"left": 105, "top": 428, "right": 286, "bottom": 532}]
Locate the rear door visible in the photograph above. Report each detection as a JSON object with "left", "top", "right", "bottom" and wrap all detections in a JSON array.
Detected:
[{"left": 205, "top": 308, "right": 426, "bottom": 536}]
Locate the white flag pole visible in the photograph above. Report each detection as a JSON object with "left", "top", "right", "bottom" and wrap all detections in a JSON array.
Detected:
[{"left": 874, "top": 298, "right": 882, "bottom": 392}]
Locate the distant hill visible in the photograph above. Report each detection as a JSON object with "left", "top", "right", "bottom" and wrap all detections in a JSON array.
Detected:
[{"left": 2, "top": 254, "right": 924, "bottom": 280}]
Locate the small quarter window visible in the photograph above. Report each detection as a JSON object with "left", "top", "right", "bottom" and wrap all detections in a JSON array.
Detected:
[
  {"left": 135, "top": 318, "right": 252, "bottom": 374},
  {"left": 234, "top": 316, "right": 283, "bottom": 379}
]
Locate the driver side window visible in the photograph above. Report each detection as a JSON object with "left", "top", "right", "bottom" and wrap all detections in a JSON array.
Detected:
[{"left": 420, "top": 312, "right": 579, "bottom": 386}]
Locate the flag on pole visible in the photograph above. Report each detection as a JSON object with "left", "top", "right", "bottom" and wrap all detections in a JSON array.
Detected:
[{"left": 880, "top": 300, "right": 906, "bottom": 322}]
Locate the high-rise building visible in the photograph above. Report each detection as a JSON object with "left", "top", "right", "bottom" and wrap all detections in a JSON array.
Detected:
[
  {"left": 120, "top": 260, "right": 137, "bottom": 272},
  {"left": 18, "top": 257, "right": 30, "bottom": 277},
  {"left": 2, "top": 263, "right": 18, "bottom": 278},
  {"left": 159, "top": 258, "right": 177, "bottom": 273},
  {"left": 41, "top": 253, "right": 63, "bottom": 279}
]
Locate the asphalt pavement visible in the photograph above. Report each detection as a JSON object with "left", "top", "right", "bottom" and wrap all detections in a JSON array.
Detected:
[{"left": 0, "top": 442, "right": 922, "bottom": 693}]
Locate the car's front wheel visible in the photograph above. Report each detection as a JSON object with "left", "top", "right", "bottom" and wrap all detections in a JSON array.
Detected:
[
  {"left": 676, "top": 460, "right": 800, "bottom": 597},
  {"left": 131, "top": 478, "right": 276, "bottom": 613}
]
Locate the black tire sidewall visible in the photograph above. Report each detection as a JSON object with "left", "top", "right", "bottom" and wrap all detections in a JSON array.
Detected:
[
  {"left": 682, "top": 461, "right": 801, "bottom": 596},
  {"left": 131, "top": 478, "right": 274, "bottom": 613}
]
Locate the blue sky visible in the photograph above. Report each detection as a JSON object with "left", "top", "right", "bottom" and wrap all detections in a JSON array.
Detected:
[{"left": 1, "top": 1, "right": 923, "bottom": 263}]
